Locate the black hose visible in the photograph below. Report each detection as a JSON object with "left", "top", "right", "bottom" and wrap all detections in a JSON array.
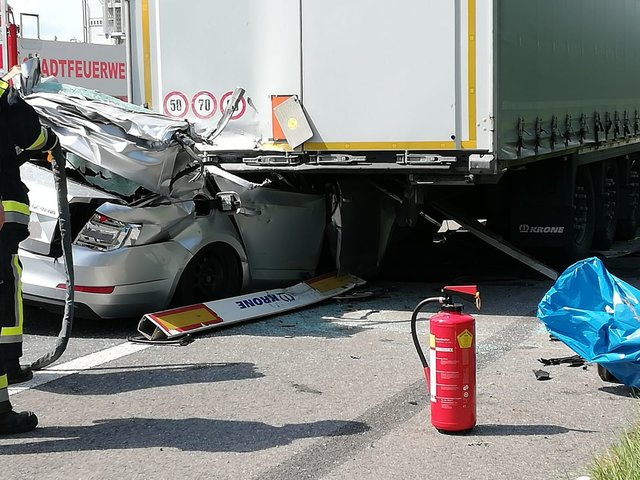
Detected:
[
  {"left": 31, "top": 144, "right": 75, "bottom": 370},
  {"left": 410, "top": 297, "right": 443, "bottom": 369},
  {"left": 127, "top": 334, "right": 195, "bottom": 346}
]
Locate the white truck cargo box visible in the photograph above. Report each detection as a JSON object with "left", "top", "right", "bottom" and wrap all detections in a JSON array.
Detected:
[
  {"left": 129, "top": 0, "right": 490, "bottom": 154},
  {"left": 129, "top": 0, "right": 640, "bottom": 170}
]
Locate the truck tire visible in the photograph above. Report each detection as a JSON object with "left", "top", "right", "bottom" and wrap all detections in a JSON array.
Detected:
[
  {"left": 597, "top": 364, "right": 621, "bottom": 384},
  {"left": 616, "top": 159, "right": 640, "bottom": 240},
  {"left": 563, "top": 167, "right": 596, "bottom": 261},
  {"left": 593, "top": 160, "right": 619, "bottom": 250},
  {"left": 172, "top": 243, "right": 242, "bottom": 307}
]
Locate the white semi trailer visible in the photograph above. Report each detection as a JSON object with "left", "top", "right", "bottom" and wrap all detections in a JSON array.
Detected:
[{"left": 126, "top": 0, "right": 640, "bottom": 277}]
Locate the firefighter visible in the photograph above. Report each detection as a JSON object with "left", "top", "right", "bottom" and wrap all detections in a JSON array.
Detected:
[{"left": 0, "top": 66, "right": 57, "bottom": 434}]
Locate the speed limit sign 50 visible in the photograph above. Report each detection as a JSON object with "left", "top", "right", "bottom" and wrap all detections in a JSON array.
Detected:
[{"left": 163, "top": 91, "right": 188, "bottom": 118}]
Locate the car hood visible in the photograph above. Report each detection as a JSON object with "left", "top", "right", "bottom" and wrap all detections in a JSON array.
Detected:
[{"left": 26, "top": 86, "right": 193, "bottom": 197}]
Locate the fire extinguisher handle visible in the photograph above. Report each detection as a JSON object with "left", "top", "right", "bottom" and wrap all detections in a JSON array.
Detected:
[{"left": 410, "top": 296, "right": 444, "bottom": 369}]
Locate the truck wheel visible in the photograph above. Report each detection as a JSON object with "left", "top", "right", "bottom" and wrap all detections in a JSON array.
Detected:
[
  {"left": 172, "top": 243, "right": 242, "bottom": 307},
  {"left": 616, "top": 159, "right": 640, "bottom": 240},
  {"left": 593, "top": 161, "right": 619, "bottom": 250},
  {"left": 563, "top": 167, "right": 596, "bottom": 261},
  {"left": 597, "top": 364, "right": 621, "bottom": 384}
]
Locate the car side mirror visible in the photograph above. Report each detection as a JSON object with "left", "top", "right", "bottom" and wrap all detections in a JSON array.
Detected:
[
  {"left": 216, "top": 191, "right": 241, "bottom": 212},
  {"left": 215, "top": 191, "right": 261, "bottom": 216},
  {"left": 194, "top": 192, "right": 261, "bottom": 216}
]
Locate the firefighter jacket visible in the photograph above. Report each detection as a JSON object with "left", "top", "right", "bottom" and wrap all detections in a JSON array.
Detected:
[{"left": 0, "top": 79, "right": 56, "bottom": 243}]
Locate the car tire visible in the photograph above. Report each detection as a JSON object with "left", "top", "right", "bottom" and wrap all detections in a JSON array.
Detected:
[
  {"left": 597, "top": 364, "right": 621, "bottom": 384},
  {"left": 172, "top": 243, "right": 242, "bottom": 307}
]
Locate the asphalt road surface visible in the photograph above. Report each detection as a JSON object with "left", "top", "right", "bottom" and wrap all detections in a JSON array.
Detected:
[{"left": 3, "top": 233, "right": 639, "bottom": 480}]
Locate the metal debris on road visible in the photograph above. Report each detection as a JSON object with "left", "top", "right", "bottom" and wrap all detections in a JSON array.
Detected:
[
  {"left": 533, "top": 369, "right": 552, "bottom": 381},
  {"left": 538, "top": 355, "right": 586, "bottom": 367}
]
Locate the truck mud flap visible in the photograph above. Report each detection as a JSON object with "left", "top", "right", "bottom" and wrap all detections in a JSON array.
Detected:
[
  {"left": 137, "top": 273, "right": 365, "bottom": 340},
  {"left": 430, "top": 201, "right": 558, "bottom": 280}
]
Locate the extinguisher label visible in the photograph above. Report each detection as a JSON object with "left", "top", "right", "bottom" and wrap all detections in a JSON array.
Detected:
[
  {"left": 429, "top": 334, "right": 436, "bottom": 348},
  {"left": 457, "top": 329, "right": 474, "bottom": 348}
]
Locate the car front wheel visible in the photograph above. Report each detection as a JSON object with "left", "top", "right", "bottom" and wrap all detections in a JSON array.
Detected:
[{"left": 172, "top": 243, "right": 242, "bottom": 307}]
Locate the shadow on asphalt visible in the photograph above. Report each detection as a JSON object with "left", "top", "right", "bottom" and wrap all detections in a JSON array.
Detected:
[
  {"left": 598, "top": 385, "right": 640, "bottom": 398},
  {"left": 379, "top": 231, "right": 546, "bottom": 283},
  {"left": 470, "top": 424, "right": 596, "bottom": 436},
  {"left": 23, "top": 307, "right": 139, "bottom": 339},
  {"left": 0, "top": 418, "right": 370, "bottom": 454},
  {"left": 33, "top": 362, "right": 264, "bottom": 395},
  {"left": 20, "top": 230, "right": 640, "bottom": 343}
]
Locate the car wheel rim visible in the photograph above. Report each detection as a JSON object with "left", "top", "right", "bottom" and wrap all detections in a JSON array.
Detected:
[{"left": 193, "top": 254, "right": 224, "bottom": 295}]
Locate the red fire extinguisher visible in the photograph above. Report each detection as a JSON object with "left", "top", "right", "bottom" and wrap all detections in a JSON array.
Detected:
[
  {"left": 410, "top": 285, "right": 481, "bottom": 433},
  {"left": 2, "top": 5, "right": 19, "bottom": 70},
  {"left": 6, "top": 21, "right": 19, "bottom": 69}
]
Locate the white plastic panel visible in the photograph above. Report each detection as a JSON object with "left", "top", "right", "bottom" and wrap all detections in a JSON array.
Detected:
[
  {"left": 147, "top": 0, "right": 301, "bottom": 149},
  {"left": 130, "top": 0, "right": 491, "bottom": 153},
  {"left": 301, "top": 0, "right": 460, "bottom": 149}
]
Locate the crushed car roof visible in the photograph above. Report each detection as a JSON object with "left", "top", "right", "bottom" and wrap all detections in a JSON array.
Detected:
[{"left": 26, "top": 83, "right": 192, "bottom": 197}]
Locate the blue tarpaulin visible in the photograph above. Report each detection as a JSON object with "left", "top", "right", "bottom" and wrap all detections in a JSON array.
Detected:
[{"left": 537, "top": 257, "right": 640, "bottom": 387}]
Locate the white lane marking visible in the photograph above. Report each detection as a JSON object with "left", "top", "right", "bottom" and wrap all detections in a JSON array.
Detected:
[{"left": 8, "top": 342, "right": 150, "bottom": 397}]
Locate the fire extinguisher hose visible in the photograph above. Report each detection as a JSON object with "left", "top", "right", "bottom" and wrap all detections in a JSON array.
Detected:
[{"left": 410, "top": 296, "right": 443, "bottom": 369}]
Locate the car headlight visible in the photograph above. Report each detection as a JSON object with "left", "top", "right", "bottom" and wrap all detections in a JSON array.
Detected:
[{"left": 75, "top": 214, "right": 142, "bottom": 251}]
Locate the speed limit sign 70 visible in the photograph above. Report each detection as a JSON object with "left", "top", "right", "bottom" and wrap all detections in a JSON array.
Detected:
[
  {"left": 191, "top": 91, "right": 217, "bottom": 119},
  {"left": 163, "top": 91, "right": 188, "bottom": 118}
]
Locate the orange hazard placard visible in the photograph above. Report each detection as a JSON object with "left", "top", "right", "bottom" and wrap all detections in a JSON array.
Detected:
[
  {"left": 148, "top": 304, "right": 223, "bottom": 334},
  {"left": 271, "top": 95, "right": 291, "bottom": 140},
  {"left": 306, "top": 273, "right": 356, "bottom": 293}
]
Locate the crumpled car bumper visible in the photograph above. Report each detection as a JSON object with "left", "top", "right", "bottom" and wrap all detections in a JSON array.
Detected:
[{"left": 20, "top": 240, "right": 193, "bottom": 319}]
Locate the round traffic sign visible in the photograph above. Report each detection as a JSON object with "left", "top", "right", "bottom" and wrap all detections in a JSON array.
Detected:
[
  {"left": 191, "top": 91, "right": 217, "bottom": 119},
  {"left": 163, "top": 91, "right": 188, "bottom": 118},
  {"left": 220, "top": 91, "right": 247, "bottom": 120}
]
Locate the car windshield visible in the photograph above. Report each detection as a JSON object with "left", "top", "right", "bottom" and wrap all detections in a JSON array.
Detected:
[{"left": 65, "top": 152, "right": 147, "bottom": 200}]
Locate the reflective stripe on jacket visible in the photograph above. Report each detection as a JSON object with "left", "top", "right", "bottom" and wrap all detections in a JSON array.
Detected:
[
  {"left": 0, "top": 254, "right": 24, "bottom": 344},
  {"left": 0, "top": 374, "right": 9, "bottom": 403},
  {"left": 1, "top": 200, "right": 29, "bottom": 226}
]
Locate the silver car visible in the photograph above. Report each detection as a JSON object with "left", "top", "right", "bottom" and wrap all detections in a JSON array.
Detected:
[{"left": 19, "top": 87, "right": 326, "bottom": 319}]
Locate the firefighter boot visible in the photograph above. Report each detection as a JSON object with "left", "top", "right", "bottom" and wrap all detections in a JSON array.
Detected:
[
  {"left": 0, "top": 410, "right": 38, "bottom": 435},
  {"left": 4, "top": 360, "right": 33, "bottom": 385}
]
